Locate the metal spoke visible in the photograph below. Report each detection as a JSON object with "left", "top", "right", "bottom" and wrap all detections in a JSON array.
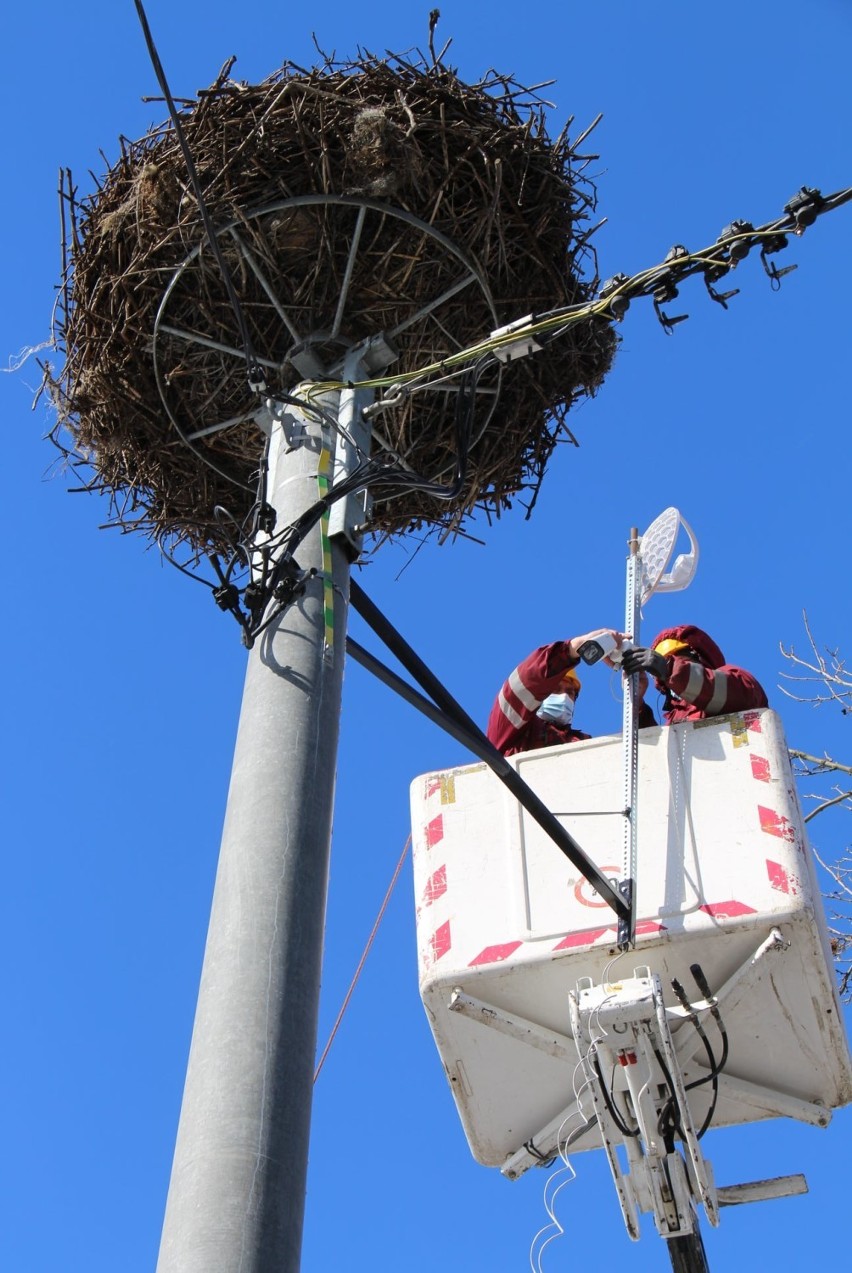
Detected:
[
  {"left": 153, "top": 194, "right": 502, "bottom": 494},
  {"left": 185, "top": 411, "right": 255, "bottom": 442},
  {"left": 227, "top": 229, "right": 303, "bottom": 342},
  {"left": 331, "top": 205, "right": 367, "bottom": 338},
  {"left": 159, "top": 323, "right": 280, "bottom": 370},
  {"left": 387, "top": 273, "right": 478, "bottom": 338},
  {"left": 370, "top": 423, "right": 418, "bottom": 471},
  {"left": 430, "top": 311, "right": 466, "bottom": 351}
]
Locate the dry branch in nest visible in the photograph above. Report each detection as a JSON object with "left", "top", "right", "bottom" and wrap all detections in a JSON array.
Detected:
[{"left": 47, "top": 47, "right": 615, "bottom": 555}]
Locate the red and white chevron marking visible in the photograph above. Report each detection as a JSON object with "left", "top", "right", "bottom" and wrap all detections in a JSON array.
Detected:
[{"left": 421, "top": 711, "right": 800, "bottom": 971}]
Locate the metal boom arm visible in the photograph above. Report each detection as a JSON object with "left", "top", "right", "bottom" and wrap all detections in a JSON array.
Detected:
[{"left": 349, "top": 579, "right": 629, "bottom": 922}]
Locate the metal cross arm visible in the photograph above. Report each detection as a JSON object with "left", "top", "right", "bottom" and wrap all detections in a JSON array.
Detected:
[
  {"left": 346, "top": 637, "right": 496, "bottom": 757},
  {"left": 348, "top": 579, "right": 629, "bottom": 922}
]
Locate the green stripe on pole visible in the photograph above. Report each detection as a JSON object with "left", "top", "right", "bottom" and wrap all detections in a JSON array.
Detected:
[{"left": 317, "top": 447, "right": 335, "bottom": 662}]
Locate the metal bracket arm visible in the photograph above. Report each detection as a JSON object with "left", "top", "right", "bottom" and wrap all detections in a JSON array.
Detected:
[
  {"left": 687, "top": 1066, "right": 831, "bottom": 1128},
  {"left": 717, "top": 1174, "right": 808, "bottom": 1207},
  {"left": 448, "top": 989, "right": 576, "bottom": 1062},
  {"left": 666, "top": 928, "right": 788, "bottom": 1039},
  {"left": 502, "top": 1100, "right": 595, "bottom": 1181},
  {"left": 349, "top": 578, "right": 629, "bottom": 921}
]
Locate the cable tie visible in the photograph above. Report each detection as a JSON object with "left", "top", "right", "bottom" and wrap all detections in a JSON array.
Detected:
[
  {"left": 524, "top": 1139, "right": 557, "bottom": 1167},
  {"left": 703, "top": 275, "right": 740, "bottom": 309},
  {"left": 762, "top": 253, "right": 798, "bottom": 291},
  {"left": 653, "top": 301, "right": 689, "bottom": 334}
]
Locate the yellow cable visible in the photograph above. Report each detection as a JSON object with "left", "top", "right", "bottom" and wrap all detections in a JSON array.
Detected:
[{"left": 299, "top": 226, "right": 804, "bottom": 398}]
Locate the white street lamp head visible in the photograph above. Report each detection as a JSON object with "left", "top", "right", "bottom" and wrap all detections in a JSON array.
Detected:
[{"left": 639, "top": 506, "right": 700, "bottom": 606}]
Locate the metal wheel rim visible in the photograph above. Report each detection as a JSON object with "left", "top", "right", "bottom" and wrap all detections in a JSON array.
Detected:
[{"left": 152, "top": 194, "right": 503, "bottom": 493}]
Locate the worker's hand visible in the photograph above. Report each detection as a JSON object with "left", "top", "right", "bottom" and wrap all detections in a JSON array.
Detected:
[
  {"left": 621, "top": 646, "right": 669, "bottom": 682},
  {"left": 568, "top": 629, "right": 629, "bottom": 664}
]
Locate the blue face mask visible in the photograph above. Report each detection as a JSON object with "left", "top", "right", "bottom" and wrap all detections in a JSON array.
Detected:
[{"left": 537, "top": 693, "right": 576, "bottom": 726}]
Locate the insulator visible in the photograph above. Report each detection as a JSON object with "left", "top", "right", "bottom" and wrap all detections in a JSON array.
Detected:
[
  {"left": 717, "top": 220, "right": 755, "bottom": 263},
  {"left": 784, "top": 185, "right": 825, "bottom": 229},
  {"left": 599, "top": 273, "right": 631, "bottom": 320}
]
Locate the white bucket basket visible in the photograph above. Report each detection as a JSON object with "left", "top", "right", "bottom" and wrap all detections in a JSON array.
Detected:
[{"left": 410, "top": 710, "right": 852, "bottom": 1175}]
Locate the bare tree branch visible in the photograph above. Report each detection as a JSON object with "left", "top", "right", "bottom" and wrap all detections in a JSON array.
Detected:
[
  {"left": 780, "top": 611, "right": 852, "bottom": 713},
  {"left": 812, "top": 849, "right": 852, "bottom": 1000},
  {"left": 781, "top": 614, "right": 851, "bottom": 998},
  {"left": 804, "top": 789, "right": 852, "bottom": 823},
  {"left": 789, "top": 749, "right": 852, "bottom": 778}
]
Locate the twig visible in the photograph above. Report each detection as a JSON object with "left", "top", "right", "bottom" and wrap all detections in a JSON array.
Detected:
[
  {"left": 789, "top": 749, "right": 852, "bottom": 777},
  {"left": 804, "top": 789, "right": 852, "bottom": 822}
]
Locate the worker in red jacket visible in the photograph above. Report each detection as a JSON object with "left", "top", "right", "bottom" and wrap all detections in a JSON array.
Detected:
[
  {"left": 621, "top": 624, "right": 768, "bottom": 726},
  {"left": 487, "top": 629, "right": 627, "bottom": 756}
]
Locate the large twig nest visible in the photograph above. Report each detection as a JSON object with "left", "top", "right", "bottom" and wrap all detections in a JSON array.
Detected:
[{"left": 48, "top": 47, "right": 615, "bottom": 554}]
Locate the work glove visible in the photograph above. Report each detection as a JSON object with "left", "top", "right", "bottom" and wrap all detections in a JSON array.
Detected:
[{"left": 621, "top": 647, "right": 669, "bottom": 682}]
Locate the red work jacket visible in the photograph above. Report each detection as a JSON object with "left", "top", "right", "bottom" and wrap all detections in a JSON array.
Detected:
[
  {"left": 639, "top": 624, "right": 768, "bottom": 726},
  {"left": 487, "top": 642, "right": 590, "bottom": 757}
]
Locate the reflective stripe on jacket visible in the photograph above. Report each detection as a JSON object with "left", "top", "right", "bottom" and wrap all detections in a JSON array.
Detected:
[
  {"left": 648, "top": 624, "right": 768, "bottom": 725},
  {"left": 487, "top": 642, "right": 589, "bottom": 756},
  {"left": 662, "top": 656, "right": 768, "bottom": 724}
]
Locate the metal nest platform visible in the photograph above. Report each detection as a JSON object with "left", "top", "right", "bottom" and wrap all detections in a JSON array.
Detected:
[{"left": 46, "top": 47, "right": 614, "bottom": 554}]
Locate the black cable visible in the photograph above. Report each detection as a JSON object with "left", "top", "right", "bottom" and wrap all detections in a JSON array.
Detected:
[
  {"left": 158, "top": 353, "right": 496, "bottom": 639},
  {"left": 156, "top": 337, "right": 489, "bottom": 630},
  {"left": 348, "top": 579, "right": 629, "bottom": 919},
  {"left": 671, "top": 977, "right": 718, "bottom": 1086},
  {"left": 524, "top": 1140, "right": 556, "bottom": 1167},
  {"left": 667, "top": 977, "right": 720, "bottom": 1140},
  {"left": 694, "top": 1078, "right": 719, "bottom": 1140},
  {"left": 134, "top": 0, "right": 266, "bottom": 393},
  {"left": 346, "top": 637, "right": 492, "bottom": 754},
  {"left": 690, "top": 963, "right": 729, "bottom": 1076},
  {"left": 524, "top": 1112, "right": 600, "bottom": 1168},
  {"left": 212, "top": 502, "right": 245, "bottom": 540},
  {"left": 207, "top": 550, "right": 231, "bottom": 588},
  {"left": 246, "top": 430, "right": 273, "bottom": 536},
  {"left": 592, "top": 1052, "right": 639, "bottom": 1138},
  {"left": 375, "top": 357, "right": 489, "bottom": 502},
  {"left": 656, "top": 967, "right": 729, "bottom": 1143},
  {"left": 654, "top": 1045, "right": 685, "bottom": 1145},
  {"left": 254, "top": 360, "right": 486, "bottom": 621},
  {"left": 687, "top": 964, "right": 728, "bottom": 1137},
  {"left": 223, "top": 540, "right": 252, "bottom": 585},
  {"left": 157, "top": 535, "right": 218, "bottom": 589}
]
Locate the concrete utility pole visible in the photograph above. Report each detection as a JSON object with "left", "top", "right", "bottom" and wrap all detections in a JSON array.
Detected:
[{"left": 157, "top": 357, "right": 375, "bottom": 1273}]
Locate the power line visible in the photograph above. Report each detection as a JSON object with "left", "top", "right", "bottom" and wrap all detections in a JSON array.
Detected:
[
  {"left": 154, "top": 183, "right": 851, "bottom": 641},
  {"left": 303, "top": 184, "right": 852, "bottom": 397}
]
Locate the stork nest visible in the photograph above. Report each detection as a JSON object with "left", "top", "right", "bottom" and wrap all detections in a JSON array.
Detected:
[{"left": 47, "top": 46, "right": 615, "bottom": 554}]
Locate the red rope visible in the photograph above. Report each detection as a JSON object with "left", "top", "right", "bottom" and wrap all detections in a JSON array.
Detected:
[{"left": 314, "top": 835, "right": 412, "bottom": 1083}]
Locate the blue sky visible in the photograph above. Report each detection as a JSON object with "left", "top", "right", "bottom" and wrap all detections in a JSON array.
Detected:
[{"left": 2, "top": 2, "right": 851, "bottom": 1270}]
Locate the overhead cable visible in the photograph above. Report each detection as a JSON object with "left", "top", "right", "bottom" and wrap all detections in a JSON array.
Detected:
[{"left": 134, "top": 0, "right": 267, "bottom": 395}]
